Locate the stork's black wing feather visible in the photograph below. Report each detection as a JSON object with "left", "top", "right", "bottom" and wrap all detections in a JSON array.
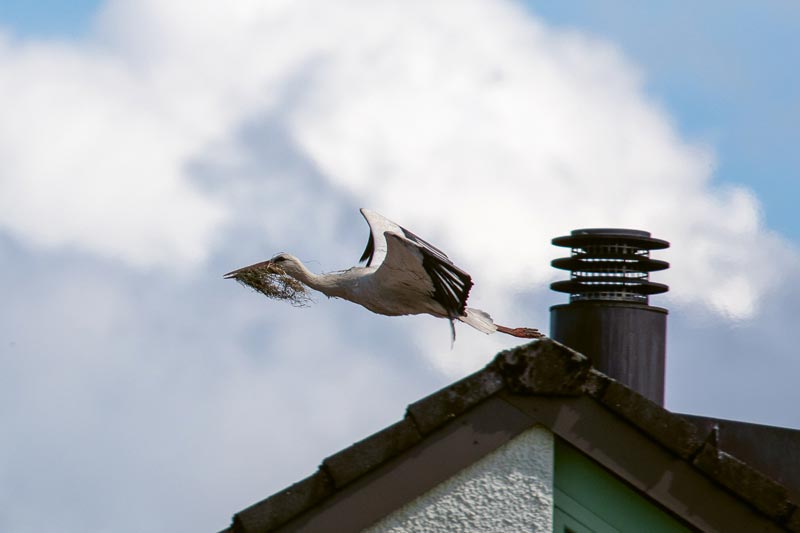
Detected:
[
  {"left": 396, "top": 227, "right": 472, "bottom": 317},
  {"left": 359, "top": 232, "right": 375, "bottom": 266},
  {"left": 416, "top": 241, "right": 473, "bottom": 318}
]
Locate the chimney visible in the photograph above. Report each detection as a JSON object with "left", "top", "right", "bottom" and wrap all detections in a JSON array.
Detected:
[{"left": 550, "top": 228, "right": 669, "bottom": 405}]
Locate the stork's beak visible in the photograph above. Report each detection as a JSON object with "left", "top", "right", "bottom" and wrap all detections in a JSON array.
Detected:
[{"left": 223, "top": 260, "right": 272, "bottom": 279}]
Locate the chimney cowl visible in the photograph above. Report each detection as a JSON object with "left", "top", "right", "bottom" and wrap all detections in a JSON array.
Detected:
[{"left": 551, "top": 228, "right": 669, "bottom": 305}]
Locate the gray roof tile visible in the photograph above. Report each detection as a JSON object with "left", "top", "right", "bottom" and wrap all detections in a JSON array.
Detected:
[
  {"left": 231, "top": 470, "right": 333, "bottom": 533},
  {"left": 598, "top": 379, "right": 703, "bottom": 460},
  {"left": 693, "top": 442, "right": 795, "bottom": 523},
  {"left": 492, "top": 339, "right": 591, "bottom": 395},
  {"left": 322, "top": 416, "right": 422, "bottom": 489},
  {"left": 406, "top": 365, "right": 504, "bottom": 435}
]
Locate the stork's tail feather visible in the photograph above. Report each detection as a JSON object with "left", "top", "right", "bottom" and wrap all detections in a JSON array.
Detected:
[
  {"left": 459, "top": 308, "right": 545, "bottom": 339},
  {"left": 458, "top": 308, "right": 498, "bottom": 335}
]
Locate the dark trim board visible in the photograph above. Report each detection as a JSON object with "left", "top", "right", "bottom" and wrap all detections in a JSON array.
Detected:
[
  {"left": 275, "top": 397, "right": 531, "bottom": 532},
  {"left": 503, "top": 393, "right": 786, "bottom": 532}
]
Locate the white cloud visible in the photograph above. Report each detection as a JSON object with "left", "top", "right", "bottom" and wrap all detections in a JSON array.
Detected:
[
  {"left": 0, "top": 37, "right": 225, "bottom": 268},
  {"left": 3, "top": 0, "right": 791, "bottom": 314}
]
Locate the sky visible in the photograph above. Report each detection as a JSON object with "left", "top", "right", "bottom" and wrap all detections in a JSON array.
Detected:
[{"left": 0, "top": 1, "right": 798, "bottom": 532}]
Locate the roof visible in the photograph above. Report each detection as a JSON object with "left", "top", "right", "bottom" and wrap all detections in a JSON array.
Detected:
[
  {"left": 221, "top": 339, "right": 800, "bottom": 532},
  {"left": 681, "top": 414, "right": 800, "bottom": 504}
]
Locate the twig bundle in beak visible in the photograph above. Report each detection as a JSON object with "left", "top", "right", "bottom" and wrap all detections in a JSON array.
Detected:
[{"left": 224, "top": 262, "right": 311, "bottom": 307}]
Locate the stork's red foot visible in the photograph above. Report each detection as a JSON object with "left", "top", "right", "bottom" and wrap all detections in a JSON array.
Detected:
[{"left": 496, "top": 325, "right": 545, "bottom": 339}]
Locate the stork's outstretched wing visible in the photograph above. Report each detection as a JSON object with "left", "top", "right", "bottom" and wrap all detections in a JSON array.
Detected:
[
  {"left": 395, "top": 232, "right": 473, "bottom": 318},
  {"left": 359, "top": 208, "right": 453, "bottom": 268},
  {"left": 368, "top": 231, "right": 472, "bottom": 322}
]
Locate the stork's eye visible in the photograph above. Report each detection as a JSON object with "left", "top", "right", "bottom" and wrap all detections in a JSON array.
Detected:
[{"left": 273, "top": 256, "right": 286, "bottom": 263}]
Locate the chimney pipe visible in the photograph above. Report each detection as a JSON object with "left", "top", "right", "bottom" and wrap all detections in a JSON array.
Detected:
[{"left": 549, "top": 228, "right": 669, "bottom": 405}]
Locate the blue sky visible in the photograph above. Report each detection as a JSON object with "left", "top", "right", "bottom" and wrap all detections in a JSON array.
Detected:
[
  {"left": 1, "top": 2, "right": 799, "bottom": 532},
  {"left": 530, "top": 1, "right": 800, "bottom": 240},
  {"left": 0, "top": 0, "right": 100, "bottom": 37}
]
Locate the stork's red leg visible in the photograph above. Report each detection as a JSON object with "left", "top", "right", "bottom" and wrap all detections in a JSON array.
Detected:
[{"left": 496, "top": 325, "right": 544, "bottom": 339}]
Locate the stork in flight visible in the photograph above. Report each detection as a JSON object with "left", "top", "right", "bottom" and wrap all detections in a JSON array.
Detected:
[{"left": 224, "top": 208, "right": 543, "bottom": 341}]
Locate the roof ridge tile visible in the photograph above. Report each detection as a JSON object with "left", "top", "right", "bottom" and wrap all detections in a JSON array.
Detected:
[
  {"left": 406, "top": 366, "right": 505, "bottom": 435},
  {"left": 693, "top": 441, "right": 796, "bottom": 524},
  {"left": 231, "top": 469, "right": 334, "bottom": 533},
  {"left": 597, "top": 379, "right": 704, "bottom": 460},
  {"left": 321, "top": 416, "right": 422, "bottom": 489},
  {"left": 492, "top": 339, "right": 591, "bottom": 395}
]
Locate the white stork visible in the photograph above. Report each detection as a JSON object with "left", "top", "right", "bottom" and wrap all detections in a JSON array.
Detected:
[{"left": 224, "top": 208, "right": 542, "bottom": 341}]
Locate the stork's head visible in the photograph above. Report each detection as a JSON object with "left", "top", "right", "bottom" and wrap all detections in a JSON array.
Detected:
[
  {"left": 266, "top": 253, "right": 304, "bottom": 279},
  {"left": 223, "top": 252, "right": 312, "bottom": 306}
]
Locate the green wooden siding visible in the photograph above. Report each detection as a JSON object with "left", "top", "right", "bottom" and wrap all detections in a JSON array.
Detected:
[{"left": 554, "top": 438, "right": 690, "bottom": 533}]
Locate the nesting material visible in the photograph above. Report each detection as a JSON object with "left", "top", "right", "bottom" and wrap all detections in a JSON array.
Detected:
[{"left": 227, "top": 263, "right": 312, "bottom": 307}]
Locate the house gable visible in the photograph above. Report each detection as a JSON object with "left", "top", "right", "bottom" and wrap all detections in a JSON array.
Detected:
[{"left": 364, "top": 425, "right": 553, "bottom": 532}]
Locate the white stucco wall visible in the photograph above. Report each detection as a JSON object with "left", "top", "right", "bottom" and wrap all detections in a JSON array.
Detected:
[{"left": 362, "top": 425, "right": 553, "bottom": 533}]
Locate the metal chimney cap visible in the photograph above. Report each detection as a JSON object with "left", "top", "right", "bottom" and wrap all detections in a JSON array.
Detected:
[
  {"left": 552, "top": 228, "right": 669, "bottom": 250},
  {"left": 570, "top": 228, "right": 651, "bottom": 237},
  {"left": 550, "top": 227, "right": 669, "bottom": 304}
]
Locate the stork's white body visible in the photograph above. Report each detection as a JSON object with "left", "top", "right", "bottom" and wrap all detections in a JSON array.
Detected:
[
  {"left": 225, "top": 208, "right": 540, "bottom": 341},
  {"left": 334, "top": 269, "right": 446, "bottom": 318}
]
